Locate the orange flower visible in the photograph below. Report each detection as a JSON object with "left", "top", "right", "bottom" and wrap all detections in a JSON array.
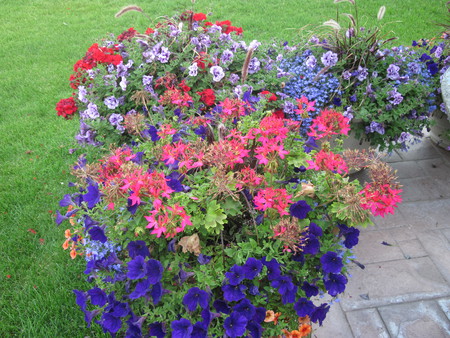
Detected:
[
  {"left": 265, "top": 310, "right": 275, "bottom": 322},
  {"left": 298, "top": 315, "right": 311, "bottom": 325},
  {"left": 273, "top": 312, "right": 282, "bottom": 325},
  {"left": 298, "top": 323, "right": 312, "bottom": 337}
]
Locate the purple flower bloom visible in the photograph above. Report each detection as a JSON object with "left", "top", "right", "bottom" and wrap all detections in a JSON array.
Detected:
[
  {"left": 210, "top": 65, "right": 225, "bottom": 82},
  {"left": 248, "top": 57, "right": 261, "bottom": 74},
  {"left": 301, "top": 281, "right": 319, "bottom": 298},
  {"left": 305, "top": 55, "right": 317, "bottom": 69},
  {"left": 289, "top": 200, "right": 312, "bottom": 219},
  {"left": 78, "top": 86, "right": 88, "bottom": 103},
  {"left": 233, "top": 299, "right": 256, "bottom": 320},
  {"left": 127, "top": 256, "right": 146, "bottom": 280},
  {"left": 149, "top": 322, "right": 166, "bottom": 338},
  {"left": 342, "top": 70, "right": 352, "bottom": 80},
  {"left": 188, "top": 63, "right": 198, "bottom": 76},
  {"left": 294, "top": 297, "right": 315, "bottom": 317},
  {"left": 321, "top": 51, "right": 338, "bottom": 67},
  {"left": 82, "top": 183, "right": 101, "bottom": 209},
  {"left": 81, "top": 102, "right": 99, "bottom": 120},
  {"left": 145, "top": 259, "right": 163, "bottom": 284},
  {"left": 242, "top": 257, "right": 262, "bottom": 280},
  {"left": 88, "top": 226, "right": 107, "bottom": 243},
  {"left": 222, "top": 284, "right": 246, "bottom": 302},
  {"left": 386, "top": 64, "right": 400, "bottom": 80},
  {"left": 221, "top": 49, "right": 234, "bottom": 63},
  {"left": 301, "top": 234, "right": 320, "bottom": 255},
  {"left": 104, "top": 96, "right": 119, "bottom": 109},
  {"left": 127, "top": 240, "right": 151, "bottom": 259},
  {"left": 151, "top": 282, "right": 163, "bottom": 305},
  {"left": 281, "top": 284, "right": 297, "bottom": 304},
  {"left": 310, "top": 303, "right": 330, "bottom": 325},
  {"left": 366, "top": 121, "right": 385, "bottom": 135},
  {"left": 261, "top": 257, "right": 281, "bottom": 280},
  {"left": 73, "top": 289, "right": 88, "bottom": 310},
  {"left": 357, "top": 66, "right": 368, "bottom": 81},
  {"left": 101, "top": 313, "right": 122, "bottom": 334},
  {"left": 129, "top": 278, "right": 151, "bottom": 299},
  {"left": 271, "top": 275, "right": 294, "bottom": 295},
  {"left": 171, "top": 318, "right": 193, "bottom": 338},
  {"left": 213, "top": 299, "right": 231, "bottom": 314},
  {"left": 157, "top": 46, "right": 171, "bottom": 63},
  {"left": 229, "top": 73, "right": 240, "bottom": 84},
  {"left": 183, "top": 287, "right": 210, "bottom": 311},
  {"left": 337, "top": 223, "right": 360, "bottom": 249},
  {"left": 109, "top": 113, "right": 123, "bottom": 126},
  {"left": 308, "top": 222, "right": 323, "bottom": 237},
  {"left": 225, "top": 265, "right": 246, "bottom": 285},
  {"left": 223, "top": 312, "right": 248, "bottom": 338},
  {"left": 324, "top": 273, "right": 348, "bottom": 296},
  {"left": 320, "top": 251, "right": 344, "bottom": 274}
]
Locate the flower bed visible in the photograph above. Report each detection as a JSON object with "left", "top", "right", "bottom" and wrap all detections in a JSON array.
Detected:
[{"left": 55, "top": 9, "right": 404, "bottom": 338}]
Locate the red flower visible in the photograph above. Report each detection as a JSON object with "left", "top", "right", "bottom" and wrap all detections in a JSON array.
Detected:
[
  {"left": 117, "top": 27, "right": 137, "bottom": 42},
  {"left": 145, "top": 27, "right": 155, "bottom": 35},
  {"left": 197, "top": 88, "right": 216, "bottom": 106},
  {"left": 260, "top": 90, "right": 278, "bottom": 102},
  {"left": 179, "top": 80, "right": 191, "bottom": 92},
  {"left": 193, "top": 13, "right": 207, "bottom": 21},
  {"left": 56, "top": 97, "right": 78, "bottom": 119}
]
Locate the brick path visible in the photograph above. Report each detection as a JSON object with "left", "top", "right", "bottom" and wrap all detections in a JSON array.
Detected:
[{"left": 314, "top": 137, "right": 450, "bottom": 338}]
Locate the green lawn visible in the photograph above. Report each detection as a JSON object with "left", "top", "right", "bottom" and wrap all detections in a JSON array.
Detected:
[{"left": 0, "top": 0, "right": 448, "bottom": 336}]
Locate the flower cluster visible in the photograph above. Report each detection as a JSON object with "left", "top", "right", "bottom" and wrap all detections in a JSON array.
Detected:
[{"left": 55, "top": 9, "right": 403, "bottom": 338}]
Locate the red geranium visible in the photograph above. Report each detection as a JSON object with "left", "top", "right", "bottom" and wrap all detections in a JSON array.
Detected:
[
  {"left": 193, "top": 13, "right": 207, "bottom": 21},
  {"left": 56, "top": 97, "right": 78, "bottom": 119},
  {"left": 117, "top": 27, "right": 138, "bottom": 42},
  {"left": 145, "top": 27, "right": 155, "bottom": 35},
  {"left": 197, "top": 88, "right": 216, "bottom": 106},
  {"left": 260, "top": 90, "right": 278, "bottom": 102}
]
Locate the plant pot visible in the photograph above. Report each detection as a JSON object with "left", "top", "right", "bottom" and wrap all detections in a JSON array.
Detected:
[{"left": 428, "top": 110, "right": 450, "bottom": 150}]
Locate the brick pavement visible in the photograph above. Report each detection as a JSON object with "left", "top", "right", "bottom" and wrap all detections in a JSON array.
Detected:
[{"left": 313, "top": 137, "right": 450, "bottom": 338}]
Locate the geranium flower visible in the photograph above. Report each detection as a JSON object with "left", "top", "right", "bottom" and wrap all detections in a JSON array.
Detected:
[
  {"left": 307, "top": 108, "right": 350, "bottom": 139},
  {"left": 254, "top": 187, "right": 293, "bottom": 216},
  {"left": 56, "top": 97, "right": 78, "bottom": 119}
]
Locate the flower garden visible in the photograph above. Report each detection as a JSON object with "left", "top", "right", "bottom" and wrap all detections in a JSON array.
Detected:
[{"left": 1, "top": 0, "right": 449, "bottom": 337}]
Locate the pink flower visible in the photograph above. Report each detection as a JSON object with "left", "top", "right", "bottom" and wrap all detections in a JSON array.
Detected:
[
  {"left": 307, "top": 109, "right": 350, "bottom": 139},
  {"left": 254, "top": 187, "right": 293, "bottom": 216},
  {"left": 359, "top": 184, "right": 402, "bottom": 217},
  {"left": 306, "top": 150, "right": 348, "bottom": 174}
]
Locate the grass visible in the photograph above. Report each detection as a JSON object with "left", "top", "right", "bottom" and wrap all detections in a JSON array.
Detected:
[{"left": 0, "top": 0, "right": 447, "bottom": 336}]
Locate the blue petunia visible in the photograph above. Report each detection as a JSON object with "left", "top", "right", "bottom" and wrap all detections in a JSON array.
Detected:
[
  {"left": 82, "top": 183, "right": 101, "bottom": 209},
  {"left": 222, "top": 284, "right": 246, "bottom": 302},
  {"left": 247, "top": 320, "right": 263, "bottom": 338},
  {"left": 261, "top": 257, "right": 281, "bottom": 281},
  {"left": 171, "top": 318, "right": 193, "bottom": 338},
  {"left": 101, "top": 313, "right": 122, "bottom": 334},
  {"left": 145, "top": 259, "right": 164, "bottom": 284},
  {"left": 213, "top": 299, "right": 231, "bottom": 314},
  {"left": 271, "top": 275, "right": 294, "bottom": 296},
  {"left": 225, "top": 265, "right": 246, "bottom": 285},
  {"left": 182, "top": 287, "right": 210, "bottom": 312},
  {"left": 281, "top": 284, "right": 298, "bottom": 304},
  {"left": 88, "top": 226, "right": 107, "bottom": 243},
  {"left": 243, "top": 257, "right": 262, "bottom": 280},
  {"left": 223, "top": 312, "right": 248, "bottom": 338},
  {"left": 308, "top": 222, "right": 323, "bottom": 237},
  {"left": 151, "top": 282, "right": 163, "bottom": 305},
  {"left": 301, "top": 281, "right": 319, "bottom": 298},
  {"left": 127, "top": 256, "right": 146, "bottom": 280},
  {"left": 324, "top": 273, "right": 348, "bottom": 297},
  {"left": 87, "top": 287, "right": 107, "bottom": 307},
  {"left": 310, "top": 303, "right": 330, "bottom": 325},
  {"left": 127, "top": 240, "right": 150, "bottom": 259},
  {"left": 197, "top": 254, "right": 212, "bottom": 265},
  {"left": 320, "top": 251, "right": 344, "bottom": 274},
  {"left": 301, "top": 234, "right": 320, "bottom": 255},
  {"left": 191, "top": 322, "right": 208, "bottom": 338},
  {"left": 233, "top": 298, "right": 256, "bottom": 320},
  {"left": 338, "top": 223, "right": 360, "bottom": 249},
  {"left": 294, "top": 297, "right": 315, "bottom": 317},
  {"left": 129, "top": 278, "right": 151, "bottom": 300},
  {"left": 73, "top": 289, "right": 87, "bottom": 310},
  {"left": 149, "top": 322, "right": 166, "bottom": 338},
  {"left": 289, "top": 200, "right": 312, "bottom": 219}
]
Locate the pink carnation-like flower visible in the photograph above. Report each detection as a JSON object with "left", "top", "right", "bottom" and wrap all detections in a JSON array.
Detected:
[
  {"left": 254, "top": 187, "right": 293, "bottom": 216},
  {"left": 307, "top": 149, "right": 348, "bottom": 174},
  {"left": 359, "top": 184, "right": 402, "bottom": 217},
  {"left": 307, "top": 109, "right": 350, "bottom": 139}
]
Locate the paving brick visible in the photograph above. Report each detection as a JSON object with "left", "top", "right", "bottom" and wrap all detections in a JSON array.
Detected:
[
  {"left": 383, "top": 227, "right": 417, "bottom": 242},
  {"left": 372, "top": 211, "right": 409, "bottom": 230},
  {"left": 346, "top": 308, "right": 389, "bottom": 338},
  {"left": 312, "top": 302, "right": 353, "bottom": 338},
  {"left": 438, "top": 298, "right": 450, "bottom": 320},
  {"left": 397, "top": 200, "right": 450, "bottom": 230},
  {"left": 378, "top": 300, "right": 450, "bottom": 338},
  {"left": 396, "top": 138, "right": 442, "bottom": 161},
  {"left": 416, "top": 230, "right": 450, "bottom": 283},
  {"left": 399, "top": 177, "right": 449, "bottom": 202},
  {"left": 353, "top": 231, "right": 404, "bottom": 264},
  {"left": 389, "top": 161, "right": 426, "bottom": 179},
  {"left": 397, "top": 239, "right": 428, "bottom": 259},
  {"left": 340, "top": 257, "right": 450, "bottom": 311},
  {"left": 416, "top": 158, "right": 450, "bottom": 179},
  {"left": 442, "top": 228, "right": 450, "bottom": 243}
]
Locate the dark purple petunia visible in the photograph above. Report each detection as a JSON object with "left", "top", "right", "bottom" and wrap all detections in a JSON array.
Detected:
[
  {"left": 87, "top": 287, "right": 107, "bottom": 307},
  {"left": 225, "top": 264, "right": 246, "bottom": 285},
  {"left": 176, "top": 266, "right": 195, "bottom": 286},
  {"left": 213, "top": 299, "right": 231, "bottom": 314},
  {"left": 129, "top": 278, "right": 151, "bottom": 300},
  {"left": 247, "top": 320, "right": 263, "bottom": 338},
  {"left": 223, "top": 312, "right": 248, "bottom": 338},
  {"left": 222, "top": 284, "right": 246, "bottom": 302},
  {"left": 126, "top": 313, "right": 145, "bottom": 338},
  {"left": 171, "top": 318, "right": 193, "bottom": 338},
  {"left": 310, "top": 303, "right": 330, "bottom": 326},
  {"left": 243, "top": 257, "right": 262, "bottom": 280},
  {"left": 183, "top": 287, "right": 210, "bottom": 311},
  {"left": 83, "top": 309, "right": 101, "bottom": 328},
  {"left": 261, "top": 257, "right": 281, "bottom": 280},
  {"left": 191, "top": 322, "right": 208, "bottom": 338},
  {"left": 308, "top": 222, "right": 323, "bottom": 237},
  {"left": 289, "top": 200, "right": 312, "bottom": 219},
  {"left": 145, "top": 259, "right": 163, "bottom": 284},
  {"left": 82, "top": 183, "right": 101, "bottom": 209},
  {"left": 294, "top": 297, "right": 315, "bottom": 317},
  {"left": 149, "top": 322, "right": 165, "bottom": 338},
  {"left": 145, "top": 125, "right": 161, "bottom": 142},
  {"left": 166, "top": 171, "right": 184, "bottom": 192},
  {"left": 101, "top": 313, "right": 122, "bottom": 334},
  {"left": 130, "top": 151, "right": 144, "bottom": 165},
  {"left": 338, "top": 223, "right": 360, "bottom": 249},
  {"left": 167, "top": 238, "right": 176, "bottom": 252},
  {"left": 247, "top": 284, "right": 260, "bottom": 296},
  {"left": 127, "top": 198, "right": 140, "bottom": 215},
  {"left": 303, "top": 136, "right": 319, "bottom": 153},
  {"left": 281, "top": 284, "right": 298, "bottom": 304},
  {"left": 59, "top": 194, "right": 74, "bottom": 207},
  {"left": 320, "top": 251, "right": 344, "bottom": 274},
  {"left": 88, "top": 226, "right": 107, "bottom": 243},
  {"left": 151, "top": 282, "right": 163, "bottom": 305},
  {"left": 73, "top": 289, "right": 88, "bottom": 310},
  {"left": 233, "top": 298, "right": 255, "bottom": 320},
  {"left": 253, "top": 307, "right": 267, "bottom": 323},
  {"left": 127, "top": 256, "right": 146, "bottom": 280},
  {"left": 255, "top": 213, "right": 264, "bottom": 225},
  {"left": 302, "top": 233, "right": 321, "bottom": 255},
  {"left": 301, "top": 281, "right": 319, "bottom": 298},
  {"left": 324, "top": 273, "right": 348, "bottom": 297},
  {"left": 127, "top": 240, "right": 150, "bottom": 259},
  {"left": 197, "top": 254, "right": 212, "bottom": 265},
  {"left": 271, "top": 275, "right": 294, "bottom": 296}
]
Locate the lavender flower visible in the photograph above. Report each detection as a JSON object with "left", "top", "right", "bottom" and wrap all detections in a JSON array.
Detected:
[
  {"left": 305, "top": 55, "right": 317, "bottom": 69},
  {"left": 119, "top": 76, "right": 127, "bottom": 91},
  {"left": 248, "top": 57, "right": 261, "bottom": 74},
  {"left": 188, "top": 63, "right": 198, "bottom": 77},
  {"left": 366, "top": 121, "right": 385, "bottom": 135},
  {"left": 104, "top": 96, "right": 119, "bottom": 109},
  {"left": 342, "top": 70, "right": 352, "bottom": 80},
  {"left": 228, "top": 73, "right": 240, "bottom": 84},
  {"left": 157, "top": 46, "right": 171, "bottom": 63},
  {"left": 357, "top": 66, "right": 368, "bottom": 81},
  {"left": 78, "top": 86, "right": 88, "bottom": 103},
  {"left": 210, "top": 66, "right": 225, "bottom": 82},
  {"left": 386, "top": 64, "right": 400, "bottom": 80},
  {"left": 109, "top": 113, "right": 123, "bottom": 127},
  {"left": 321, "top": 51, "right": 338, "bottom": 67},
  {"left": 81, "top": 102, "right": 99, "bottom": 119},
  {"left": 221, "top": 49, "right": 234, "bottom": 63},
  {"left": 387, "top": 87, "right": 403, "bottom": 105}
]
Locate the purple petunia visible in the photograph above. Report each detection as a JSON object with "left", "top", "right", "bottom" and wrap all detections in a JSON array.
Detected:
[
  {"left": 128, "top": 278, "right": 151, "bottom": 299},
  {"left": 310, "top": 303, "right": 330, "bottom": 325},
  {"left": 182, "top": 287, "right": 210, "bottom": 311},
  {"left": 387, "top": 87, "right": 403, "bottom": 105},
  {"left": 222, "top": 284, "right": 246, "bottom": 302},
  {"left": 82, "top": 183, "right": 101, "bottom": 209},
  {"left": 88, "top": 226, "right": 107, "bottom": 243},
  {"left": 233, "top": 299, "right": 256, "bottom": 320},
  {"left": 127, "top": 256, "right": 146, "bottom": 280},
  {"left": 301, "top": 281, "right": 319, "bottom": 298},
  {"left": 225, "top": 265, "right": 246, "bottom": 285},
  {"left": 127, "top": 240, "right": 151, "bottom": 259},
  {"left": 289, "top": 200, "right": 312, "bottom": 219},
  {"left": 321, "top": 51, "right": 338, "bottom": 67},
  {"left": 149, "top": 322, "right": 166, "bottom": 338},
  {"left": 104, "top": 96, "right": 119, "bottom": 109},
  {"left": 320, "top": 251, "right": 344, "bottom": 274},
  {"left": 294, "top": 297, "right": 315, "bottom": 317},
  {"left": 242, "top": 257, "right": 262, "bottom": 280},
  {"left": 223, "top": 312, "right": 248, "bottom": 338},
  {"left": 324, "top": 273, "right": 348, "bottom": 296},
  {"left": 338, "top": 223, "right": 360, "bottom": 249},
  {"left": 171, "top": 318, "right": 193, "bottom": 337},
  {"left": 301, "top": 233, "right": 320, "bottom": 255},
  {"left": 366, "top": 121, "right": 385, "bottom": 135},
  {"left": 157, "top": 46, "right": 171, "bottom": 63},
  {"left": 145, "top": 259, "right": 163, "bottom": 284},
  {"left": 210, "top": 65, "right": 225, "bottom": 82},
  {"left": 386, "top": 64, "right": 400, "bottom": 80}
]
